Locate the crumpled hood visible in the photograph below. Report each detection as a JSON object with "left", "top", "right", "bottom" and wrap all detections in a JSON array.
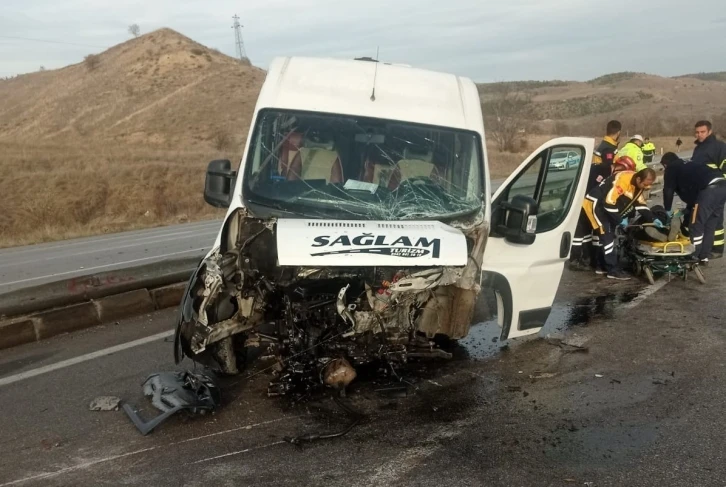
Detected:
[{"left": 276, "top": 219, "right": 468, "bottom": 266}]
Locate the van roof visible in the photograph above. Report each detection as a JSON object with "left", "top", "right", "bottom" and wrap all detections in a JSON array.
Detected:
[{"left": 255, "top": 56, "right": 484, "bottom": 134}]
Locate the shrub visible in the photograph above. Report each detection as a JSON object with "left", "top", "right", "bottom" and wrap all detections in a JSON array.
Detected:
[{"left": 84, "top": 54, "right": 100, "bottom": 71}]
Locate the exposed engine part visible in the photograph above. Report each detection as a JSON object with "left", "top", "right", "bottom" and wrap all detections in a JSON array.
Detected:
[
  {"left": 322, "top": 358, "right": 357, "bottom": 391},
  {"left": 197, "top": 260, "right": 224, "bottom": 327},
  {"left": 123, "top": 370, "right": 221, "bottom": 435},
  {"left": 336, "top": 284, "right": 356, "bottom": 328}
]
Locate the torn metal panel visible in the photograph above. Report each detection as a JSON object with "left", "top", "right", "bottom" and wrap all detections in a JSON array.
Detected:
[{"left": 123, "top": 370, "right": 221, "bottom": 435}]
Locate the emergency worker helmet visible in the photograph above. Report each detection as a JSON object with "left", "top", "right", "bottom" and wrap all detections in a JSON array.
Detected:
[{"left": 613, "top": 156, "right": 636, "bottom": 173}]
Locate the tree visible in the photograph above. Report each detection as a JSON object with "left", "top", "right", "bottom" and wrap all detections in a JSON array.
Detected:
[
  {"left": 128, "top": 24, "right": 141, "bottom": 38},
  {"left": 481, "top": 83, "right": 532, "bottom": 152},
  {"left": 39, "top": 66, "right": 46, "bottom": 72}
]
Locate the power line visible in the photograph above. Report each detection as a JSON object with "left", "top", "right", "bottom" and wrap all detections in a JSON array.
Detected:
[
  {"left": 231, "top": 14, "right": 248, "bottom": 62},
  {"left": 0, "top": 35, "right": 107, "bottom": 49}
]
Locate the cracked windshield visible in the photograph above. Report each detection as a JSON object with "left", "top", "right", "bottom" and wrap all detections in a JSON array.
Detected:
[{"left": 243, "top": 110, "right": 484, "bottom": 220}]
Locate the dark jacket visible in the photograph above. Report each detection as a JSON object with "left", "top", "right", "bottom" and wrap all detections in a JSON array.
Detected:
[
  {"left": 691, "top": 134, "right": 726, "bottom": 173},
  {"left": 662, "top": 157, "right": 724, "bottom": 210},
  {"left": 588, "top": 136, "right": 619, "bottom": 191}
]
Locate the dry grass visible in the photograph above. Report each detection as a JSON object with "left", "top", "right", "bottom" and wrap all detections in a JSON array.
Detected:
[
  {"left": 0, "top": 141, "right": 231, "bottom": 246},
  {"left": 0, "top": 142, "right": 235, "bottom": 248}
]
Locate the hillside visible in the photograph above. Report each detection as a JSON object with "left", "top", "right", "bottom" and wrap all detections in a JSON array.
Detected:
[
  {"left": 0, "top": 28, "right": 266, "bottom": 247},
  {"left": 478, "top": 71, "right": 726, "bottom": 137},
  {"left": 0, "top": 28, "right": 264, "bottom": 145}
]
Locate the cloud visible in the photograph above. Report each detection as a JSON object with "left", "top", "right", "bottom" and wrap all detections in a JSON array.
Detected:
[{"left": 0, "top": 0, "right": 723, "bottom": 81}]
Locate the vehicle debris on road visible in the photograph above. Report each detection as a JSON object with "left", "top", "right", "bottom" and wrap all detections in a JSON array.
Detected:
[
  {"left": 123, "top": 369, "right": 221, "bottom": 435},
  {"left": 89, "top": 396, "right": 121, "bottom": 411}
]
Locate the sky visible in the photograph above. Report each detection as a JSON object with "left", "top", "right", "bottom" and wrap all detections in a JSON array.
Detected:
[{"left": 1, "top": 0, "right": 724, "bottom": 82}]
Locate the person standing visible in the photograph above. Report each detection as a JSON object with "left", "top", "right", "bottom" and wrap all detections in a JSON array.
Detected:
[
  {"left": 642, "top": 137, "right": 656, "bottom": 163},
  {"left": 661, "top": 151, "right": 726, "bottom": 265},
  {"left": 691, "top": 120, "right": 726, "bottom": 171},
  {"left": 569, "top": 120, "right": 622, "bottom": 271},
  {"left": 688, "top": 120, "right": 726, "bottom": 258},
  {"left": 615, "top": 135, "right": 646, "bottom": 171}
]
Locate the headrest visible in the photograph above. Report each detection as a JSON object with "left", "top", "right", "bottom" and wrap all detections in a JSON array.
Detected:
[
  {"left": 303, "top": 134, "right": 334, "bottom": 150},
  {"left": 402, "top": 146, "right": 433, "bottom": 162}
]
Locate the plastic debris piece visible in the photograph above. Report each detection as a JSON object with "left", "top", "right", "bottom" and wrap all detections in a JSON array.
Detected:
[{"left": 123, "top": 369, "right": 221, "bottom": 435}]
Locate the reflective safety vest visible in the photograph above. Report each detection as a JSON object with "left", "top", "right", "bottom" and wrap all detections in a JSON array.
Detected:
[
  {"left": 642, "top": 142, "right": 656, "bottom": 156},
  {"left": 615, "top": 142, "right": 646, "bottom": 171}
]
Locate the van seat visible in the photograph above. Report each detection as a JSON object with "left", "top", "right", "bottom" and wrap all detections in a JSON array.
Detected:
[{"left": 286, "top": 137, "right": 343, "bottom": 184}]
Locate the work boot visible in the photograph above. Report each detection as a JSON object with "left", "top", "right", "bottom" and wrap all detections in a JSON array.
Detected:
[
  {"left": 711, "top": 252, "right": 723, "bottom": 260},
  {"left": 595, "top": 267, "right": 607, "bottom": 276},
  {"left": 607, "top": 269, "right": 631, "bottom": 280}
]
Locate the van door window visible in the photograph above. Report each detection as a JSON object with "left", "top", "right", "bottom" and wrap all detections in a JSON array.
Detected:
[{"left": 497, "top": 145, "right": 586, "bottom": 233}]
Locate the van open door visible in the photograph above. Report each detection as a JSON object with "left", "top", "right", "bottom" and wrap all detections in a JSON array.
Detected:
[{"left": 482, "top": 137, "right": 594, "bottom": 340}]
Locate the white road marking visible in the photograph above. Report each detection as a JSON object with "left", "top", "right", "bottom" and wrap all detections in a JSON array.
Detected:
[
  {"left": 191, "top": 441, "right": 286, "bottom": 465},
  {"left": 0, "top": 447, "right": 159, "bottom": 487},
  {"left": 621, "top": 278, "right": 669, "bottom": 310},
  {"left": 0, "top": 330, "right": 174, "bottom": 388},
  {"left": 0, "top": 418, "right": 292, "bottom": 486},
  {"left": 0, "top": 247, "right": 208, "bottom": 288}
]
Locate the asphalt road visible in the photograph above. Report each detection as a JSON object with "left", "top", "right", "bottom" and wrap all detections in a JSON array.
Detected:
[
  {"left": 0, "top": 257, "right": 724, "bottom": 486},
  {"left": 0, "top": 148, "right": 692, "bottom": 295},
  {"left": 0, "top": 220, "right": 219, "bottom": 294}
]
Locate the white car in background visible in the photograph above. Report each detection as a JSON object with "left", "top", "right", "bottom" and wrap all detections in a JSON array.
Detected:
[{"left": 548, "top": 150, "right": 581, "bottom": 171}]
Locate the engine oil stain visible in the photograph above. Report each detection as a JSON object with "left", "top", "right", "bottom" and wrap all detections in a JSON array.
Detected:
[{"left": 458, "top": 290, "right": 642, "bottom": 361}]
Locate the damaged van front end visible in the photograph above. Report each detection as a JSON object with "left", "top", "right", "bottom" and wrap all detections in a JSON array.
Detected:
[{"left": 174, "top": 208, "right": 488, "bottom": 395}]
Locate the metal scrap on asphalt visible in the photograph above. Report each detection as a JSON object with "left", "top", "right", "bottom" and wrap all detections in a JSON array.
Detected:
[{"left": 122, "top": 369, "right": 221, "bottom": 435}]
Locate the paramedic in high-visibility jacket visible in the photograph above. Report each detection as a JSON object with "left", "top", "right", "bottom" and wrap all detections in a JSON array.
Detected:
[
  {"left": 642, "top": 138, "right": 656, "bottom": 163},
  {"left": 661, "top": 152, "right": 726, "bottom": 265},
  {"left": 569, "top": 121, "right": 622, "bottom": 271},
  {"left": 615, "top": 135, "right": 646, "bottom": 171},
  {"left": 582, "top": 168, "right": 659, "bottom": 280}
]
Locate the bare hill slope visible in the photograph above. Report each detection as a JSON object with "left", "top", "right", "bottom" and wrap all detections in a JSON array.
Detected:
[
  {"left": 478, "top": 71, "right": 726, "bottom": 136},
  {"left": 0, "top": 28, "right": 265, "bottom": 247},
  {"left": 0, "top": 28, "right": 264, "bottom": 146}
]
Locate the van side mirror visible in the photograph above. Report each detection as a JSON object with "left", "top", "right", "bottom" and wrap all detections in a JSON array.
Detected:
[
  {"left": 496, "top": 194, "right": 538, "bottom": 245},
  {"left": 204, "top": 159, "right": 237, "bottom": 208}
]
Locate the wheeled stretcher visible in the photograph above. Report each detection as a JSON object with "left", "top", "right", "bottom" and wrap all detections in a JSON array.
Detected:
[{"left": 617, "top": 226, "right": 705, "bottom": 285}]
